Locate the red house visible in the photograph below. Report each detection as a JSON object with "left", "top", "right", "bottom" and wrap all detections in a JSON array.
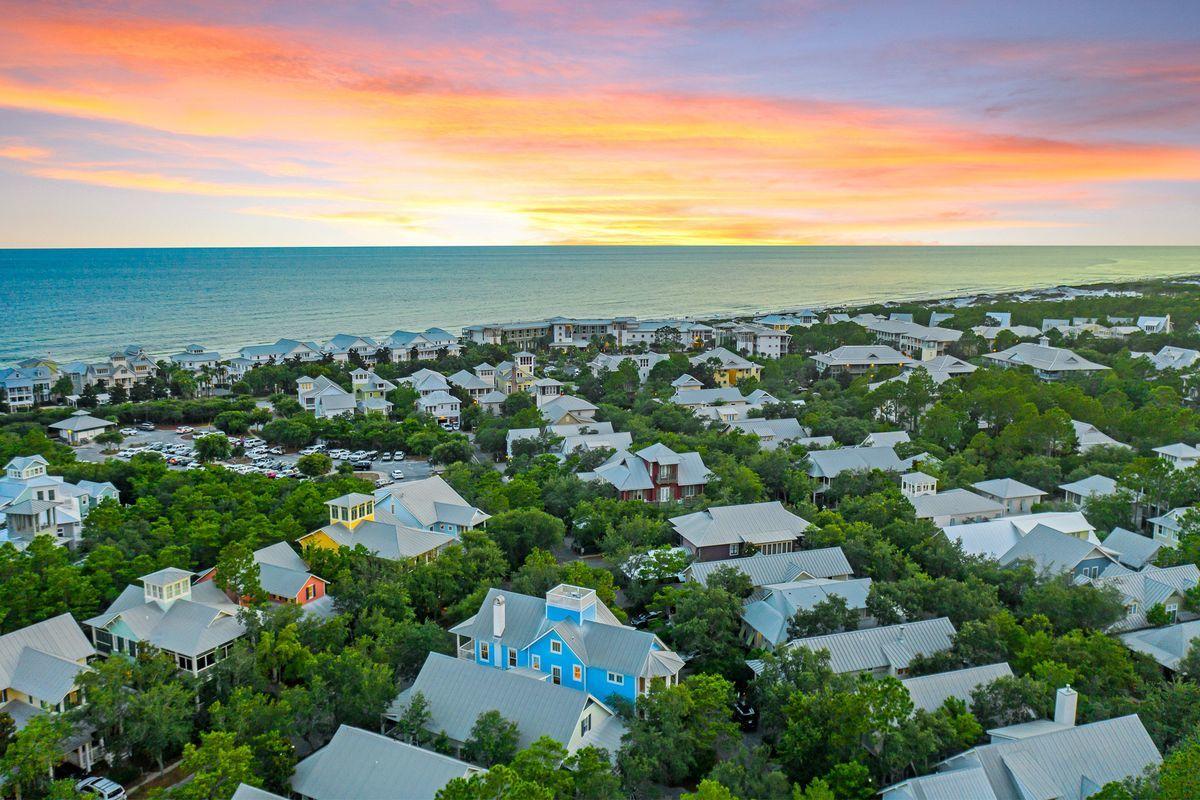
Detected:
[
  {"left": 584, "top": 443, "right": 711, "bottom": 503},
  {"left": 197, "top": 541, "right": 329, "bottom": 612}
]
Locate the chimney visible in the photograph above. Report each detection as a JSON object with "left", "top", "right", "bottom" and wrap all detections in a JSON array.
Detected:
[
  {"left": 493, "top": 595, "right": 506, "bottom": 637},
  {"left": 1038, "top": 336, "right": 1050, "bottom": 347},
  {"left": 1054, "top": 685, "right": 1077, "bottom": 727},
  {"left": 896, "top": 624, "right": 906, "bottom": 644}
]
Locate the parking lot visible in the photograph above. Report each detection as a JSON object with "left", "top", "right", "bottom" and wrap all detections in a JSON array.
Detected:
[{"left": 72, "top": 424, "right": 433, "bottom": 486}]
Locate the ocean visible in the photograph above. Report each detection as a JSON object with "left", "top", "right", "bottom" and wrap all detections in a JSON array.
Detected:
[{"left": 2, "top": 246, "right": 1198, "bottom": 363}]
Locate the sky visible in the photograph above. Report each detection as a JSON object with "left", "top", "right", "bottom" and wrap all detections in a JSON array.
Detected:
[{"left": 1, "top": 0, "right": 1198, "bottom": 247}]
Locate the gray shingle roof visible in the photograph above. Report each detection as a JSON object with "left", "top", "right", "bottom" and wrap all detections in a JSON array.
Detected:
[
  {"left": 778, "top": 618, "right": 956, "bottom": 675},
  {"left": 686, "top": 547, "right": 852, "bottom": 588},
  {"left": 291, "top": 725, "right": 477, "bottom": 800},
  {"left": 900, "top": 663, "right": 1013, "bottom": 713},
  {"left": 386, "top": 653, "right": 624, "bottom": 751}
]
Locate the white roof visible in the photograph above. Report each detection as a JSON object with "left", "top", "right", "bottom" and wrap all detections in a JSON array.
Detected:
[
  {"left": 982, "top": 342, "right": 1108, "bottom": 373},
  {"left": 942, "top": 512, "right": 1096, "bottom": 559},
  {"left": 670, "top": 501, "right": 810, "bottom": 548},
  {"left": 972, "top": 478, "right": 1047, "bottom": 500}
]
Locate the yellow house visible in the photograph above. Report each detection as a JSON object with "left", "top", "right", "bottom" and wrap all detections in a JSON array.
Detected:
[
  {"left": 298, "top": 493, "right": 454, "bottom": 564},
  {"left": 689, "top": 347, "right": 762, "bottom": 387}
]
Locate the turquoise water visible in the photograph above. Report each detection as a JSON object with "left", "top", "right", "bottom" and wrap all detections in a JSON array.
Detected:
[{"left": 2, "top": 246, "right": 1198, "bottom": 362}]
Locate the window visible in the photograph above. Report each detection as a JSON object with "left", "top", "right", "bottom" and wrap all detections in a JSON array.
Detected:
[
  {"left": 729, "top": 543, "right": 740, "bottom": 557},
  {"left": 550, "top": 640, "right": 562, "bottom": 655},
  {"left": 580, "top": 713, "right": 592, "bottom": 736},
  {"left": 551, "top": 665, "right": 562, "bottom": 685},
  {"left": 1167, "top": 603, "right": 1179, "bottom": 622},
  {"left": 532, "top": 655, "right": 541, "bottom": 670},
  {"left": 480, "top": 642, "right": 490, "bottom": 661},
  {"left": 508, "top": 649, "right": 518, "bottom": 668},
  {"left": 607, "top": 672, "right": 624, "bottom": 685},
  {"left": 305, "top": 584, "right": 316, "bottom": 601},
  {"left": 572, "top": 665, "right": 582, "bottom": 682}
]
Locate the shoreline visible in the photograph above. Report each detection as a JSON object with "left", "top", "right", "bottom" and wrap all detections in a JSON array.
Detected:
[{"left": 6, "top": 269, "right": 1200, "bottom": 365}]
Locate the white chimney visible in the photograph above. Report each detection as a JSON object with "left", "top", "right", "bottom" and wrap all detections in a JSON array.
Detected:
[
  {"left": 1038, "top": 336, "right": 1050, "bottom": 347},
  {"left": 493, "top": 595, "right": 506, "bottom": 637},
  {"left": 1054, "top": 685, "right": 1077, "bottom": 727}
]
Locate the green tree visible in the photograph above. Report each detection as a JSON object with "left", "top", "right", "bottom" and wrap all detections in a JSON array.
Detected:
[
  {"left": 127, "top": 678, "right": 195, "bottom": 775},
  {"left": 0, "top": 714, "right": 70, "bottom": 800},
  {"left": 194, "top": 433, "right": 232, "bottom": 462},
  {"left": 484, "top": 508, "right": 565, "bottom": 568},
  {"left": 165, "top": 731, "right": 261, "bottom": 800},
  {"left": 1158, "top": 733, "right": 1200, "bottom": 799},
  {"left": 296, "top": 452, "right": 333, "bottom": 477},
  {"left": 463, "top": 710, "right": 520, "bottom": 767},
  {"left": 788, "top": 595, "right": 860, "bottom": 638},
  {"left": 650, "top": 582, "right": 746, "bottom": 678},
  {"left": 214, "top": 541, "right": 265, "bottom": 604}
]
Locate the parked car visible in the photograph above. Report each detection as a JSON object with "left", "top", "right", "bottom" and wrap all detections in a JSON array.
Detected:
[
  {"left": 352, "top": 460, "right": 373, "bottom": 470},
  {"left": 379, "top": 452, "right": 393, "bottom": 462},
  {"left": 375, "top": 477, "right": 393, "bottom": 488},
  {"left": 628, "top": 609, "right": 664, "bottom": 627},
  {"left": 176, "top": 426, "right": 194, "bottom": 434},
  {"left": 269, "top": 447, "right": 284, "bottom": 455},
  {"left": 734, "top": 696, "right": 758, "bottom": 731},
  {"left": 137, "top": 422, "right": 155, "bottom": 431},
  {"left": 119, "top": 427, "right": 138, "bottom": 436},
  {"left": 76, "top": 777, "right": 127, "bottom": 800},
  {"left": 389, "top": 469, "right": 405, "bottom": 480}
]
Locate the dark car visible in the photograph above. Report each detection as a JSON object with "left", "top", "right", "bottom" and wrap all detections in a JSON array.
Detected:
[
  {"left": 628, "top": 609, "right": 663, "bottom": 627},
  {"left": 352, "top": 460, "right": 373, "bottom": 470},
  {"left": 734, "top": 696, "right": 758, "bottom": 731}
]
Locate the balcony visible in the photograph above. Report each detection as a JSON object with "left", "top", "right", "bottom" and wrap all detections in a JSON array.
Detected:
[{"left": 458, "top": 641, "right": 474, "bottom": 660}]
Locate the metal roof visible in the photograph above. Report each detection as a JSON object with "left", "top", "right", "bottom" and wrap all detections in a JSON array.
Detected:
[
  {"left": 785, "top": 617, "right": 956, "bottom": 674},
  {"left": 1101, "top": 528, "right": 1162, "bottom": 569},
  {"left": 900, "top": 663, "right": 1013, "bottom": 713},
  {"left": 997, "top": 526, "right": 1118, "bottom": 575},
  {"left": 1119, "top": 620, "right": 1200, "bottom": 669},
  {"left": 687, "top": 547, "right": 852, "bottom": 588},
  {"left": 291, "top": 725, "right": 478, "bottom": 800},
  {"left": 972, "top": 478, "right": 1046, "bottom": 500},
  {"left": 909, "top": 489, "right": 1004, "bottom": 521},
  {"left": 671, "top": 502, "right": 810, "bottom": 548},
  {"left": 0, "top": 614, "right": 94, "bottom": 703},
  {"left": 743, "top": 578, "right": 873, "bottom": 647},
  {"left": 373, "top": 476, "right": 489, "bottom": 530}
]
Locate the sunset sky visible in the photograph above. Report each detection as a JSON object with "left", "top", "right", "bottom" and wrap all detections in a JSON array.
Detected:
[{"left": 1, "top": 1, "right": 1198, "bottom": 247}]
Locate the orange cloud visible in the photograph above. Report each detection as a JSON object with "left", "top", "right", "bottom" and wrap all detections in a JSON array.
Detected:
[{"left": 0, "top": 4, "right": 1198, "bottom": 244}]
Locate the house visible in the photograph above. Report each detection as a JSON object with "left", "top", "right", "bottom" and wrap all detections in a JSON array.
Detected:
[
  {"left": 620, "top": 320, "right": 716, "bottom": 349},
  {"left": 238, "top": 338, "right": 323, "bottom": 364},
  {"left": 416, "top": 391, "right": 461, "bottom": 429},
  {"left": 450, "top": 585, "right": 685, "bottom": 707},
  {"left": 742, "top": 577, "right": 873, "bottom": 647},
  {"left": 397, "top": 368, "right": 449, "bottom": 397},
  {"left": 195, "top": 541, "right": 331, "bottom": 616},
  {"left": 1137, "top": 315, "right": 1172, "bottom": 334},
  {"left": 297, "top": 493, "right": 456, "bottom": 564},
  {"left": 0, "top": 365, "right": 55, "bottom": 409},
  {"left": 589, "top": 352, "right": 670, "bottom": 382},
  {"left": 725, "top": 418, "right": 807, "bottom": 450},
  {"left": 907, "top": 488, "right": 1005, "bottom": 528},
  {"left": 861, "top": 431, "right": 910, "bottom": 448},
  {"left": 690, "top": 347, "right": 762, "bottom": 386},
  {"left": 756, "top": 311, "right": 818, "bottom": 329},
  {"left": 549, "top": 317, "right": 636, "bottom": 349},
  {"left": 69, "top": 346, "right": 158, "bottom": 391},
  {"left": 385, "top": 328, "right": 460, "bottom": 361},
  {"left": 231, "top": 786, "right": 286, "bottom": 800},
  {"left": 1059, "top": 475, "right": 1120, "bottom": 507},
  {"left": 971, "top": 478, "right": 1046, "bottom": 516},
  {"left": 751, "top": 618, "right": 956, "bottom": 677},
  {"left": 48, "top": 410, "right": 115, "bottom": 445},
  {"left": 811, "top": 345, "right": 913, "bottom": 375},
  {"left": 858, "top": 318, "right": 963, "bottom": 361},
  {"left": 447, "top": 369, "right": 493, "bottom": 400},
  {"left": 351, "top": 368, "right": 396, "bottom": 414},
  {"left": 1072, "top": 420, "right": 1129, "bottom": 452},
  {"left": 981, "top": 338, "right": 1109, "bottom": 380},
  {"left": 1120, "top": 620, "right": 1200, "bottom": 672},
  {"left": 82, "top": 568, "right": 246, "bottom": 676},
  {"left": 1083, "top": 564, "right": 1199, "bottom": 632},
  {"left": 806, "top": 445, "right": 915, "bottom": 496},
  {"left": 1153, "top": 442, "right": 1200, "bottom": 470},
  {"left": 1103, "top": 528, "right": 1163, "bottom": 570},
  {"left": 671, "top": 373, "right": 704, "bottom": 391},
  {"left": 900, "top": 663, "right": 1013, "bottom": 713},
  {"left": 538, "top": 394, "right": 598, "bottom": 426},
  {"left": 1135, "top": 345, "right": 1200, "bottom": 372},
  {"left": 0, "top": 614, "right": 102, "bottom": 771},
  {"left": 464, "top": 320, "right": 552, "bottom": 347},
  {"left": 971, "top": 323, "right": 1043, "bottom": 342},
  {"left": 295, "top": 375, "right": 357, "bottom": 419},
  {"left": 581, "top": 443, "right": 711, "bottom": 503},
  {"left": 291, "top": 724, "right": 479, "bottom": 800},
  {"left": 671, "top": 501, "right": 811, "bottom": 560},
  {"left": 684, "top": 546, "right": 853, "bottom": 589},
  {"left": 715, "top": 322, "right": 790, "bottom": 359},
  {"left": 668, "top": 385, "right": 777, "bottom": 423},
  {"left": 373, "top": 476, "right": 489, "bottom": 535},
  {"left": 385, "top": 653, "right": 626, "bottom": 755},
  {"left": 0, "top": 455, "right": 118, "bottom": 547},
  {"left": 942, "top": 511, "right": 1097, "bottom": 560},
  {"left": 506, "top": 422, "right": 632, "bottom": 460},
  {"left": 881, "top": 711, "right": 1160, "bottom": 800},
  {"left": 169, "top": 344, "right": 222, "bottom": 373},
  {"left": 997, "top": 525, "right": 1121, "bottom": 579},
  {"left": 323, "top": 334, "right": 380, "bottom": 363},
  {"left": 1147, "top": 507, "right": 1192, "bottom": 546}
]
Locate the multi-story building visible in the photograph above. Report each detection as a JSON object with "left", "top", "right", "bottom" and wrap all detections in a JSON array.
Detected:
[
  {"left": 384, "top": 328, "right": 460, "bottom": 361},
  {"left": 0, "top": 455, "right": 118, "bottom": 548},
  {"left": 0, "top": 365, "right": 55, "bottom": 409},
  {"left": 716, "top": 322, "right": 790, "bottom": 359},
  {"left": 581, "top": 442, "right": 710, "bottom": 502}
]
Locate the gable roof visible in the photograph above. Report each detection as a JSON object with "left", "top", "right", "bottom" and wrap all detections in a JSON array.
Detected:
[
  {"left": 743, "top": 578, "right": 873, "bottom": 647},
  {"left": 900, "top": 663, "right": 1013, "bottom": 713},
  {"left": 941, "top": 512, "right": 1096, "bottom": 559},
  {"left": 997, "top": 526, "right": 1119, "bottom": 575},
  {"left": 1120, "top": 620, "right": 1200, "bottom": 669},
  {"left": 586, "top": 446, "right": 710, "bottom": 492},
  {"left": 686, "top": 547, "right": 852, "bottom": 588},
  {"left": 291, "top": 725, "right": 477, "bottom": 800},
  {"left": 690, "top": 347, "right": 756, "bottom": 370},
  {"left": 972, "top": 478, "right": 1046, "bottom": 500},
  {"left": 305, "top": 508, "right": 456, "bottom": 561},
  {"left": 374, "top": 476, "right": 489, "bottom": 529},
  {"left": 806, "top": 445, "right": 909, "bottom": 479},
  {"left": 1087, "top": 564, "right": 1200, "bottom": 632},
  {"left": 387, "top": 653, "right": 624, "bottom": 751},
  {"left": 1101, "top": 528, "right": 1162, "bottom": 569},
  {"left": 761, "top": 618, "right": 956, "bottom": 675},
  {"left": 670, "top": 501, "right": 810, "bottom": 548},
  {"left": 0, "top": 614, "right": 94, "bottom": 703}
]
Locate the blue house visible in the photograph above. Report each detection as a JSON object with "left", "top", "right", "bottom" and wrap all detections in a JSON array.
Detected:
[
  {"left": 998, "top": 525, "right": 1121, "bottom": 580},
  {"left": 450, "top": 584, "right": 684, "bottom": 708}
]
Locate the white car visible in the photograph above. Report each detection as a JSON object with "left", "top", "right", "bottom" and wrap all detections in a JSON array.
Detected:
[
  {"left": 119, "top": 428, "right": 138, "bottom": 436},
  {"left": 76, "top": 777, "right": 127, "bottom": 800},
  {"left": 390, "top": 469, "right": 405, "bottom": 480},
  {"left": 176, "top": 426, "right": 194, "bottom": 434},
  {"left": 375, "top": 477, "right": 393, "bottom": 488}
]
